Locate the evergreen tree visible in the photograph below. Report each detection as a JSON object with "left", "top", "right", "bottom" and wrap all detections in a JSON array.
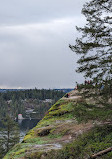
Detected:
[
  {"left": 0, "top": 116, "right": 20, "bottom": 158},
  {"left": 70, "top": 0, "right": 112, "bottom": 100},
  {"left": 0, "top": 134, "right": 6, "bottom": 159}
]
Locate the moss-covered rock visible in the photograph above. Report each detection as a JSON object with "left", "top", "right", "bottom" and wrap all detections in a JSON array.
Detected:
[{"left": 4, "top": 90, "right": 112, "bottom": 159}]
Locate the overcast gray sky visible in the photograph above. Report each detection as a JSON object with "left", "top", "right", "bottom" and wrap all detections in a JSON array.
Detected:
[{"left": 0, "top": 0, "right": 88, "bottom": 89}]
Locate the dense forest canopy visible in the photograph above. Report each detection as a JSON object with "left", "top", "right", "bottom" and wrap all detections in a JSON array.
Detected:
[{"left": 0, "top": 89, "right": 65, "bottom": 119}]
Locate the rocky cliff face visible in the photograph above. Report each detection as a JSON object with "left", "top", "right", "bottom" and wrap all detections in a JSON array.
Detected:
[{"left": 4, "top": 90, "right": 112, "bottom": 159}]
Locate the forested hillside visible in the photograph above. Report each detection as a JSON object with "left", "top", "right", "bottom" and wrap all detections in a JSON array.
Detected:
[
  {"left": 0, "top": 89, "right": 65, "bottom": 119},
  {"left": 4, "top": 90, "right": 112, "bottom": 159}
]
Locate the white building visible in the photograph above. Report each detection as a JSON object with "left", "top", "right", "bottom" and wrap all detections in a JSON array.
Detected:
[{"left": 18, "top": 114, "right": 24, "bottom": 120}]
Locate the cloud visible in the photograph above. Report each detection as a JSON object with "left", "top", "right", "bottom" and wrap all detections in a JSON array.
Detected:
[
  {"left": 0, "top": 0, "right": 87, "bottom": 88},
  {"left": 0, "top": 0, "right": 88, "bottom": 25}
]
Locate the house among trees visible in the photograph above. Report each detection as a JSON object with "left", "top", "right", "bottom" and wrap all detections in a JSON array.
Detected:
[{"left": 18, "top": 114, "right": 24, "bottom": 120}]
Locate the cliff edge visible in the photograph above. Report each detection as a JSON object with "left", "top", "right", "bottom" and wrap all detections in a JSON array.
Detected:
[{"left": 4, "top": 90, "right": 112, "bottom": 159}]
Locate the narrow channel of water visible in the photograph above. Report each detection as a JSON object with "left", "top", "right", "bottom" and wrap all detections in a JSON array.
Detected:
[{"left": 18, "top": 119, "right": 40, "bottom": 141}]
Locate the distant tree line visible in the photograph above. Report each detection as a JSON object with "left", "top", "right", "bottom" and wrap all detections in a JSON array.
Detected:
[
  {"left": 0, "top": 88, "right": 64, "bottom": 101},
  {"left": 0, "top": 89, "right": 65, "bottom": 119}
]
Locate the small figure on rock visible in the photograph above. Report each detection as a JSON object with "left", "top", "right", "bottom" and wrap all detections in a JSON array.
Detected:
[{"left": 65, "top": 93, "right": 69, "bottom": 98}]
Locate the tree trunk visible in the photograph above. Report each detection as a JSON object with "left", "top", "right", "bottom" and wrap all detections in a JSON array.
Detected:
[{"left": 89, "top": 147, "right": 112, "bottom": 159}]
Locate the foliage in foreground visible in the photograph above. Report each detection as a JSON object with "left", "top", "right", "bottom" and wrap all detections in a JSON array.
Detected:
[
  {"left": 5, "top": 125, "right": 112, "bottom": 159},
  {"left": 46, "top": 125, "right": 112, "bottom": 159}
]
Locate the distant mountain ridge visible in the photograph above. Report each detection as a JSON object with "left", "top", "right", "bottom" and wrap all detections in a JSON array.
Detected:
[
  {"left": 54, "top": 88, "right": 74, "bottom": 93},
  {"left": 0, "top": 88, "right": 74, "bottom": 93},
  {"left": 0, "top": 89, "right": 25, "bottom": 93}
]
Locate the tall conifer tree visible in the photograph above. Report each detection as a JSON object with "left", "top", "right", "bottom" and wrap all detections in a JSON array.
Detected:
[
  {"left": 0, "top": 116, "right": 20, "bottom": 158},
  {"left": 70, "top": 0, "right": 112, "bottom": 100}
]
